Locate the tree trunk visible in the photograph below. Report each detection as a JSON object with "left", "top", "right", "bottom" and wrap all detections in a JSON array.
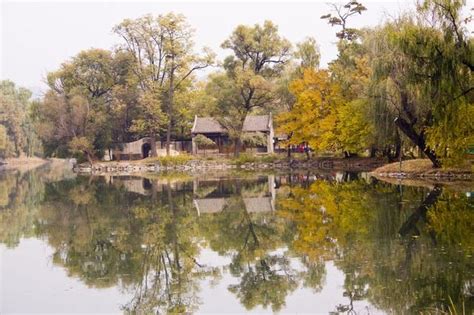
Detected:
[
  {"left": 399, "top": 186, "right": 442, "bottom": 237},
  {"left": 166, "top": 60, "right": 175, "bottom": 157},
  {"left": 234, "top": 137, "right": 242, "bottom": 157},
  {"left": 394, "top": 142, "right": 401, "bottom": 160},
  {"left": 84, "top": 150, "right": 93, "bottom": 167},
  {"left": 394, "top": 117, "right": 441, "bottom": 168},
  {"left": 150, "top": 134, "right": 157, "bottom": 157},
  {"left": 287, "top": 145, "right": 291, "bottom": 158},
  {"left": 369, "top": 146, "right": 377, "bottom": 158}
]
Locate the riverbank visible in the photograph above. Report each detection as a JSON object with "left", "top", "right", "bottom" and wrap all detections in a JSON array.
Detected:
[
  {"left": 370, "top": 159, "right": 473, "bottom": 181},
  {"left": 74, "top": 156, "right": 387, "bottom": 174},
  {"left": 0, "top": 157, "right": 50, "bottom": 172},
  {"left": 0, "top": 157, "right": 73, "bottom": 173}
]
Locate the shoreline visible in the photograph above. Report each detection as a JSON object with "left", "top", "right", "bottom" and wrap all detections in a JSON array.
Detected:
[
  {"left": 0, "top": 157, "right": 73, "bottom": 172},
  {"left": 0, "top": 157, "right": 50, "bottom": 172},
  {"left": 370, "top": 159, "right": 472, "bottom": 181},
  {"left": 73, "top": 156, "right": 387, "bottom": 174},
  {"left": 73, "top": 157, "right": 473, "bottom": 187}
]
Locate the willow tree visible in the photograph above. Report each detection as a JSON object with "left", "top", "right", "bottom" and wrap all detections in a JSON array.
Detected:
[
  {"left": 113, "top": 13, "right": 214, "bottom": 156},
  {"left": 367, "top": 1, "right": 473, "bottom": 167}
]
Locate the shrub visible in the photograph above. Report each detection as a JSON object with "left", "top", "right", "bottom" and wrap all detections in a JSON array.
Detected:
[{"left": 143, "top": 154, "right": 193, "bottom": 166}]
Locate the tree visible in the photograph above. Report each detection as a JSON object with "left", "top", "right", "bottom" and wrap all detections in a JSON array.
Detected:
[
  {"left": 193, "top": 134, "right": 215, "bottom": 155},
  {"left": 0, "top": 81, "right": 39, "bottom": 157},
  {"left": 210, "top": 21, "right": 291, "bottom": 156},
  {"left": 113, "top": 13, "right": 214, "bottom": 156},
  {"left": 36, "top": 90, "right": 97, "bottom": 162},
  {"left": 69, "top": 136, "right": 94, "bottom": 166},
  {"left": 366, "top": 1, "right": 473, "bottom": 167},
  {"left": 294, "top": 37, "right": 321, "bottom": 71},
  {"left": 321, "top": 0, "right": 367, "bottom": 41},
  {"left": 277, "top": 69, "right": 372, "bottom": 156},
  {"left": 241, "top": 132, "right": 267, "bottom": 148},
  {"left": 128, "top": 89, "right": 168, "bottom": 156},
  {"left": 36, "top": 48, "right": 139, "bottom": 161}
]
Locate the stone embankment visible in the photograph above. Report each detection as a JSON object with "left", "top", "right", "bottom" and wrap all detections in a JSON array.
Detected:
[{"left": 74, "top": 157, "right": 386, "bottom": 174}]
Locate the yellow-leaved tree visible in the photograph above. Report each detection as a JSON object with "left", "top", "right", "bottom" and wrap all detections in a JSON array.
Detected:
[{"left": 277, "top": 69, "right": 372, "bottom": 156}]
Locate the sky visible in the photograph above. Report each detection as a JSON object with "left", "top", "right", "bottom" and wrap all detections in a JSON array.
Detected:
[{"left": 0, "top": 0, "right": 454, "bottom": 97}]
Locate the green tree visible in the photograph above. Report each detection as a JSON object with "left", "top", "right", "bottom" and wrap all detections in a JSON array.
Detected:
[
  {"left": 367, "top": 1, "right": 473, "bottom": 167},
  {"left": 294, "top": 37, "right": 320, "bottom": 71},
  {"left": 36, "top": 49, "right": 137, "bottom": 161},
  {"left": 210, "top": 21, "right": 291, "bottom": 156},
  {"left": 0, "top": 81, "right": 39, "bottom": 157},
  {"left": 193, "top": 134, "right": 216, "bottom": 154},
  {"left": 113, "top": 13, "right": 214, "bottom": 156}
]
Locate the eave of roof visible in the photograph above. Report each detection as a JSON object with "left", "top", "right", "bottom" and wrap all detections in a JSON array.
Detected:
[{"left": 192, "top": 115, "right": 271, "bottom": 134}]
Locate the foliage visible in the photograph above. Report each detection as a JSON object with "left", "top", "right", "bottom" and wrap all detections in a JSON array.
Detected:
[
  {"left": 35, "top": 49, "right": 134, "bottom": 159},
  {"left": 0, "top": 81, "right": 41, "bottom": 158},
  {"left": 241, "top": 132, "right": 267, "bottom": 147},
  {"left": 294, "top": 37, "right": 321, "bottom": 71},
  {"left": 232, "top": 153, "right": 280, "bottom": 165},
  {"left": 128, "top": 90, "right": 168, "bottom": 137},
  {"left": 11, "top": 4, "right": 474, "bottom": 167},
  {"left": 68, "top": 136, "right": 94, "bottom": 163},
  {"left": 143, "top": 153, "right": 194, "bottom": 166},
  {"left": 208, "top": 21, "right": 291, "bottom": 156},
  {"left": 321, "top": 0, "right": 367, "bottom": 41},
  {"left": 277, "top": 69, "right": 372, "bottom": 155},
  {"left": 365, "top": 1, "right": 473, "bottom": 166},
  {"left": 114, "top": 13, "right": 214, "bottom": 155},
  {"left": 193, "top": 134, "right": 216, "bottom": 147},
  {"left": 0, "top": 124, "right": 7, "bottom": 154}
]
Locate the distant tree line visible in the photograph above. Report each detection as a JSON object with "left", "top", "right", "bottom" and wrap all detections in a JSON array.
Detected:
[{"left": 1, "top": 0, "right": 472, "bottom": 166}]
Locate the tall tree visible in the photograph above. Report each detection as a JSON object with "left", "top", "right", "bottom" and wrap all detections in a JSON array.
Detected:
[
  {"left": 320, "top": 0, "right": 367, "bottom": 41},
  {"left": 209, "top": 21, "right": 291, "bottom": 156},
  {"left": 37, "top": 49, "right": 129, "bottom": 163},
  {"left": 367, "top": 0, "right": 473, "bottom": 167},
  {"left": 294, "top": 37, "right": 321, "bottom": 71},
  {"left": 277, "top": 69, "right": 372, "bottom": 156},
  {"left": 0, "top": 81, "right": 39, "bottom": 158},
  {"left": 113, "top": 13, "right": 213, "bottom": 156}
]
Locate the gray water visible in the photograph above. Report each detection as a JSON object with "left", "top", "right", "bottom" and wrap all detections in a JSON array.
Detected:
[{"left": 1, "top": 165, "right": 473, "bottom": 314}]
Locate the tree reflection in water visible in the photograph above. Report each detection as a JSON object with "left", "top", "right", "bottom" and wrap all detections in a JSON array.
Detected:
[{"left": 1, "top": 169, "right": 472, "bottom": 314}]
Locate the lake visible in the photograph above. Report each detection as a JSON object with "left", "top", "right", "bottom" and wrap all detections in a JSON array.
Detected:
[{"left": 1, "top": 165, "right": 473, "bottom": 314}]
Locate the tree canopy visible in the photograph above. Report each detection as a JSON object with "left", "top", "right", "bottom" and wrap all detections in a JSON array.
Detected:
[{"left": 3, "top": 0, "right": 471, "bottom": 167}]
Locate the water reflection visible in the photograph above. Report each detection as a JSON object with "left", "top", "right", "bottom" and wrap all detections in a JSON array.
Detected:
[{"left": 1, "top": 168, "right": 473, "bottom": 314}]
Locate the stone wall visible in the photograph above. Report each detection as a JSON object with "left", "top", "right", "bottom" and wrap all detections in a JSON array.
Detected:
[{"left": 74, "top": 157, "right": 386, "bottom": 175}]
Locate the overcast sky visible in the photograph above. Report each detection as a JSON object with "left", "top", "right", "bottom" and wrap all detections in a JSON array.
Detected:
[{"left": 0, "top": 0, "right": 462, "bottom": 97}]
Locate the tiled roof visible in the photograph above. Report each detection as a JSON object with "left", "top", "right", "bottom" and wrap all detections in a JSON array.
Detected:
[
  {"left": 192, "top": 117, "right": 226, "bottom": 133},
  {"left": 192, "top": 115, "right": 271, "bottom": 134},
  {"left": 194, "top": 197, "right": 274, "bottom": 215},
  {"left": 242, "top": 115, "right": 271, "bottom": 132}
]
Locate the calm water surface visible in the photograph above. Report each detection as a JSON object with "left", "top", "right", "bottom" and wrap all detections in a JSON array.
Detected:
[{"left": 1, "top": 165, "right": 473, "bottom": 314}]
